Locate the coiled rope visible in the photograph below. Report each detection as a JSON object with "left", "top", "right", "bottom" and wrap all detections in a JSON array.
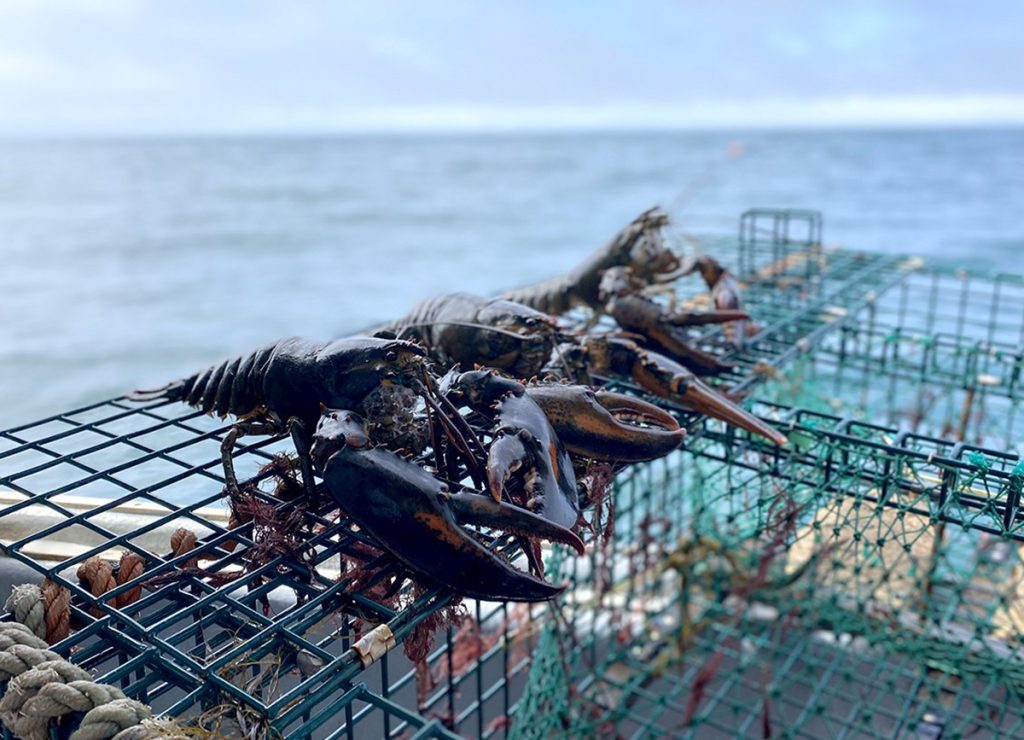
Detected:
[{"left": 0, "top": 528, "right": 200, "bottom": 739}]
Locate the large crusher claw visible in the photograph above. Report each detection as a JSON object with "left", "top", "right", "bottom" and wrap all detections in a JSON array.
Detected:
[
  {"left": 525, "top": 385, "right": 685, "bottom": 463},
  {"left": 314, "top": 409, "right": 580, "bottom": 602}
]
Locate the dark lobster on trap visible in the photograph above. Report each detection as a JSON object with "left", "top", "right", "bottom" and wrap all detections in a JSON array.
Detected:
[{"left": 2, "top": 208, "right": 1024, "bottom": 738}]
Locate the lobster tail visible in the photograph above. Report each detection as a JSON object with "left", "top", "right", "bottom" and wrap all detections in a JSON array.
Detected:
[
  {"left": 500, "top": 207, "right": 676, "bottom": 315},
  {"left": 129, "top": 343, "right": 277, "bottom": 418}
]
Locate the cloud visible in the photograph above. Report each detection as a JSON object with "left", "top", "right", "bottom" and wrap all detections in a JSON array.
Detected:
[
  {"left": 0, "top": 0, "right": 1020, "bottom": 133},
  {"left": 0, "top": 49, "right": 62, "bottom": 85}
]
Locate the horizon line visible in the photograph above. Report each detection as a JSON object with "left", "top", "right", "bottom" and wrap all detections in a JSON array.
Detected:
[
  {"left": 2, "top": 120, "right": 1022, "bottom": 141},
  {"left": 3, "top": 94, "right": 1024, "bottom": 138}
]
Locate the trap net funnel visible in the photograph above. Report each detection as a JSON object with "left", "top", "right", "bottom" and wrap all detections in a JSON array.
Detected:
[{"left": 2, "top": 209, "right": 1024, "bottom": 738}]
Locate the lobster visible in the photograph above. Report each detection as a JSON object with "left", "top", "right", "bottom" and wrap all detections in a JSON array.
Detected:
[
  {"left": 373, "top": 292, "right": 562, "bottom": 379},
  {"left": 130, "top": 338, "right": 681, "bottom": 602},
  {"left": 500, "top": 207, "right": 683, "bottom": 316}
]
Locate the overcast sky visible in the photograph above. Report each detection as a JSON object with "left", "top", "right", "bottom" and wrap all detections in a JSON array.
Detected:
[{"left": 0, "top": 0, "right": 1021, "bottom": 134}]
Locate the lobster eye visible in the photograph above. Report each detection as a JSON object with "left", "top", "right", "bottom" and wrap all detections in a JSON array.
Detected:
[{"left": 384, "top": 350, "right": 398, "bottom": 362}]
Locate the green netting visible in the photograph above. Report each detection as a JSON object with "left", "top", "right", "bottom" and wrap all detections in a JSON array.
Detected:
[
  {"left": 509, "top": 435, "right": 1024, "bottom": 737},
  {"left": 505, "top": 250, "right": 1024, "bottom": 738}
]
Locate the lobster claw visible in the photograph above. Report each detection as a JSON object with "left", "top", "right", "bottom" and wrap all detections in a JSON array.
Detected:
[
  {"left": 314, "top": 408, "right": 581, "bottom": 602},
  {"left": 525, "top": 385, "right": 685, "bottom": 463},
  {"left": 603, "top": 289, "right": 737, "bottom": 376},
  {"left": 310, "top": 408, "right": 370, "bottom": 468},
  {"left": 687, "top": 256, "right": 739, "bottom": 305},
  {"left": 486, "top": 430, "right": 529, "bottom": 503},
  {"left": 631, "top": 349, "right": 788, "bottom": 447},
  {"left": 445, "top": 492, "right": 584, "bottom": 556},
  {"left": 442, "top": 368, "right": 582, "bottom": 531},
  {"left": 667, "top": 309, "right": 750, "bottom": 327}
]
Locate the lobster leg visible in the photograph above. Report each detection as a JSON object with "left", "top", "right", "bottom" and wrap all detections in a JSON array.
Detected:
[
  {"left": 220, "top": 418, "right": 284, "bottom": 499},
  {"left": 288, "top": 418, "right": 320, "bottom": 511}
]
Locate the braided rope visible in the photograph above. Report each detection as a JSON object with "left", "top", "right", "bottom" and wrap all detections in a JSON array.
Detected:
[
  {"left": 114, "top": 552, "right": 146, "bottom": 607},
  {"left": 0, "top": 531, "right": 201, "bottom": 738},
  {"left": 169, "top": 529, "right": 198, "bottom": 569},
  {"left": 40, "top": 578, "right": 70, "bottom": 643},
  {"left": 0, "top": 645, "right": 62, "bottom": 681},
  {"left": 0, "top": 647, "right": 183, "bottom": 740},
  {"left": 0, "top": 660, "right": 92, "bottom": 739},
  {"left": 3, "top": 587, "right": 45, "bottom": 640},
  {"left": 70, "top": 699, "right": 152, "bottom": 740},
  {"left": 76, "top": 558, "right": 116, "bottom": 617},
  {"left": 111, "top": 717, "right": 190, "bottom": 740}
]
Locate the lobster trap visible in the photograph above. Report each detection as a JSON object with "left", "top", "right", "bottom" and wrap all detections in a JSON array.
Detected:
[{"left": 3, "top": 209, "right": 1024, "bottom": 738}]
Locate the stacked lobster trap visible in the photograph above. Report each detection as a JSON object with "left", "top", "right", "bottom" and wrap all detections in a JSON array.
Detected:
[{"left": 2, "top": 209, "right": 1024, "bottom": 738}]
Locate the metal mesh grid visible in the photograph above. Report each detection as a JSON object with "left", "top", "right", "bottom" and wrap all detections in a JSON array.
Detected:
[
  {"left": 758, "top": 267, "right": 1024, "bottom": 453},
  {"left": 509, "top": 397, "right": 1024, "bottom": 738},
  {"left": 3, "top": 209, "right": 1023, "bottom": 738},
  {"left": 0, "top": 397, "right": 471, "bottom": 738}
]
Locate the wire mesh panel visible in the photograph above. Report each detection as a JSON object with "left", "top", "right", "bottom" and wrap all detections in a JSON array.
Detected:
[
  {"left": 3, "top": 217, "right": 1023, "bottom": 738},
  {"left": 0, "top": 397, "right": 475, "bottom": 738},
  {"left": 760, "top": 267, "right": 1024, "bottom": 453},
  {"left": 737, "top": 207, "right": 824, "bottom": 287},
  {"left": 508, "top": 404, "right": 1024, "bottom": 738}
]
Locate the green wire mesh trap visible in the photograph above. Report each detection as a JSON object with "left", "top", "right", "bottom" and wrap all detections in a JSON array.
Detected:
[{"left": 2, "top": 209, "right": 1024, "bottom": 738}]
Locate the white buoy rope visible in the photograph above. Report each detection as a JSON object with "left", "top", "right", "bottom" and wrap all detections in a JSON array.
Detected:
[
  {"left": 0, "top": 618, "right": 186, "bottom": 740},
  {"left": 3, "top": 587, "right": 46, "bottom": 641},
  {"left": 1, "top": 553, "right": 197, "bottom": 740}
]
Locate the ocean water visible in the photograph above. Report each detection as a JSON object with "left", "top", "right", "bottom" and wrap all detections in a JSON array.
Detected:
[{"left": 1, "top": 129, "right": 1022, "bottom": 427}]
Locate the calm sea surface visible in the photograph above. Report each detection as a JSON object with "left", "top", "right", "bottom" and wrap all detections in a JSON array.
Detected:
[{"left": 1, "top": 129, "right": 1022, "bottom": 426}]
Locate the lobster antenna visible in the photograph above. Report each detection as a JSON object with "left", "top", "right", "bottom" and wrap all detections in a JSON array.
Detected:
[{"left": 549, "top": 341, "right": 578, "bottom": 382}]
